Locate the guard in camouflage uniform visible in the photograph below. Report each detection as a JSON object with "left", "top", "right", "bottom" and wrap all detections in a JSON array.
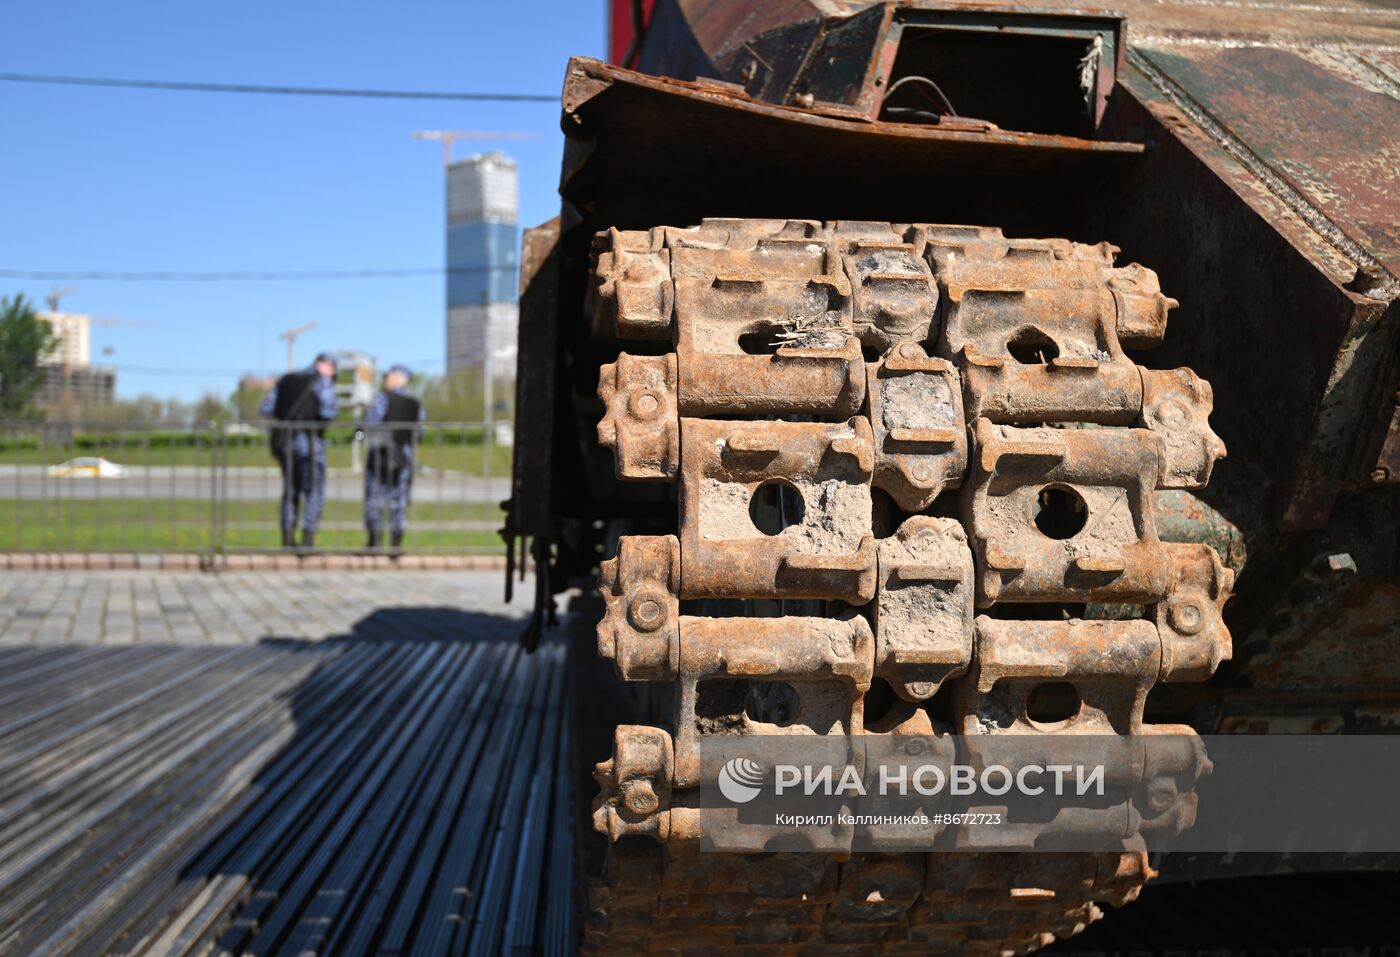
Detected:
[
  {"left": 262, "top": 352, "right": 339, "bottom": 549},
  {"left": 362, "top": 364, "right": 424, "bottom": 550}
]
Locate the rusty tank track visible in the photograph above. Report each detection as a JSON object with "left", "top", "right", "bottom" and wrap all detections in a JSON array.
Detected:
[{"left": 583, "top": 219, "right": 1232, "bottom": 956}]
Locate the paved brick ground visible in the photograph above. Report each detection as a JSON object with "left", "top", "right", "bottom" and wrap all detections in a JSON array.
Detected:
[{"left": 0, "top": 569, "right": 529, "bottom": 643}]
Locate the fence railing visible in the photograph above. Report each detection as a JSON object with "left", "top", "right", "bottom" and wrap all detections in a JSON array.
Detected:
[{"left": 0, "top": 420, "right": 511, "bottom": 557}]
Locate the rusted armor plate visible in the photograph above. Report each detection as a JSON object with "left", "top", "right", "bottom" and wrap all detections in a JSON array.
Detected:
[
  {"left": 673, "top": 614, "right": 873, "bottom": 787},
  {"left": 598, "top": 535, "right": 681, "bottom": 681},
  {"left": 598, "top": 353, "right": 681, "bottom": 480},
  {"left": 1140, "top": 367, "right": 1226, "bottom": 490},
  {"left": 593, "top": 220, "right": 874, "bottom": 418},
  {"left": 925, "top": 224, "right": 1175, "bottom": 425},
  {"left": 867, "top": 344, "right": 966, "bottom": 511},
  {"left": 874, "top": 517, "right": 973, "bottom": 702},
  {"left": 1156, "top": 542, "right": 1234, "bottom": 683},
  {"left": 678, "top": 417, "right": 877, "bottom": 602},
  {"left": 963, "top": 420, "right": 1171, "bottom": 607}
]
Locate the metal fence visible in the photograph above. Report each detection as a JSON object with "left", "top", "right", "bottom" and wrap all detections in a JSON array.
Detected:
[{"left": 0, "top": 420, "right": 510, "bottom": 557}]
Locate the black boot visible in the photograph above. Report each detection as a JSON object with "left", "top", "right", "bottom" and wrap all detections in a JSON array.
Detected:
[
  {"left": 390, "top": 530, "right": 404, "bottom": 556},
  {"left": 368, "top": 529, "right": 381, "bottom": 550},
  {"left": 300, "top": 530, "right": 316, "bottom": 552},
  {"left": 281, "top": 528, "right": 295, "bottom": 549}
]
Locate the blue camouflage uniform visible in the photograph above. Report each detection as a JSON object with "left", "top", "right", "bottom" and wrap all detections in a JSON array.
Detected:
[
  {"left": 362, "top": 379, "right": 425, "bottom": 539},
  {"left": 261, "top": 366, "right": 338, "bottom": 540}
]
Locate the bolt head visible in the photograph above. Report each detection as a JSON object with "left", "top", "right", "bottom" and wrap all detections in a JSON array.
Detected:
[
  {"left": 1157, "top": 400, "right": 1189, "bottom": 427},
  {"left": 628, "top": 591, "right": 669, "bottom": 632},
  {"left": 1146, "top": 781, "right": 1176, "bottom": 812},
  {"left": 1372, "top": 467, "right": 1391, "bottom": 484},
  {"left": 628, "top": 389, "right": 664, "bottom": 421},
  {"left": 621, "top": 779, "right": 659, "bottom": 816},
  {"left": 1170, "top": 600, "right": 1204, "bottom": 635},
  {"left": 905, "top": 681, "right": 935, "bottom": 699}
]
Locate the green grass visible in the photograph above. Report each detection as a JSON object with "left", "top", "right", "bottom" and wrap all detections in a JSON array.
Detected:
[
  {"left": 0, "top": 432, "right": 513, "bottom": 474},
  {"left": 0, "top": 499, "right": 506, "bottom": 552}
]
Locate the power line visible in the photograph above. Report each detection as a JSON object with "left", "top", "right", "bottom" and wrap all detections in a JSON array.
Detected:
[
  {"left": 112, "top": 359, "right": 448, "bottom": 377},
  {"left": 108, "top": 363, "right": 252, "bottom": 377},
  {"left": 0, "top": 265, "right": 515, "bottom": 282},
  {"left": 0, "top": 71, "right": 557, "bottom": 102}
]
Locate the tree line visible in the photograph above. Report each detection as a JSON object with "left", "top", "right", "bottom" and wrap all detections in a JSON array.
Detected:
[{"left": 1, "top": 293, "right": 514, "bottom": 425}]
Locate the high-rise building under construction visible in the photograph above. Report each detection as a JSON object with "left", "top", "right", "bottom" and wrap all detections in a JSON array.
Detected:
[{"left": 445, "top": 151, "right": 519, "bottom": 381}]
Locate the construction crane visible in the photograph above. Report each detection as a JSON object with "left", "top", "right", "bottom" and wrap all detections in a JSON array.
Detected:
[
  {"left": 85, "top": 314, "right": 154, "bottom": 359},
  {"left": 411, "top": 129, "right": 538, "bottom": 167},
  {"left": 86, "top": 315, "right": 154, "bottom": 361},
  {"left": 279, "top": 322, "right": 318, "bottom": 371},
  {"left": 41, "top": 288, "right": 153, "bottom": 337},
  {"left": 45, "top": 286, "right": 76, "bottom": 313},
  {"left": 36, "top": 290, "right": 153, "bottom": 405},
  {"left": 89, "top": 316, "right": 149, "bottom": 327}
]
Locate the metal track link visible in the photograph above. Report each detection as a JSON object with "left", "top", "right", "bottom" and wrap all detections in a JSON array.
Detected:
[{"left": 586, "top": 219, "right": 1232, "bottom": 956}]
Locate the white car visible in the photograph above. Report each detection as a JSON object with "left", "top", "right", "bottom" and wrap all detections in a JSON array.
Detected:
[{"left": 48, "top": 456, "right": 126, "bottom": 478}]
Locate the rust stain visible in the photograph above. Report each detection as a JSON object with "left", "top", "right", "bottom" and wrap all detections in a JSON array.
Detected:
[{"left": 1140, "top": 44, "right": 1400, "bottom": 279}]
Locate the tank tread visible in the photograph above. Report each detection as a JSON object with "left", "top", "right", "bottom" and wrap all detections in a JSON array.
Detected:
[{"left": 585, "top": 219, "right": 1231, "bottom": 955}]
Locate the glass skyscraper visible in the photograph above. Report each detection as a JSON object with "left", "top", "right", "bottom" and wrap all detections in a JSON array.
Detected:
[{"left": 446, "top": 151, "right": 519, "bottom": 381}]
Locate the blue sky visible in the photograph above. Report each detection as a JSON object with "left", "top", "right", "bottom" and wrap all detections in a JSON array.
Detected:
[{"left": 0, "top": 1, "right": 605, "bottom": 400}]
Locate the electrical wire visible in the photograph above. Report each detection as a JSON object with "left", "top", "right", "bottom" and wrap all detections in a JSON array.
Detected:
[
  {"left": 0, "top": 71, "right": 556, "bottom": 102},
  {"left": 110, "top": 357, "right": 447, "bottom": 377},
  {"left": 108, "top": 363, "right": 252, "bottom": 377},
  {"left": 883, "top": 75, "right": 958, "bottom": 116}
]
